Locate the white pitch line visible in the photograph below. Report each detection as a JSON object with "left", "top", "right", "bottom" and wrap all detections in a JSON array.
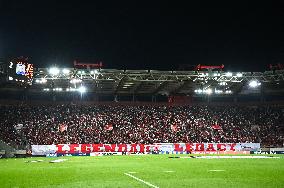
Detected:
[
  {"left": 164, "top": 170, "right": 175, "bottom": 173},
  {"left": 208, "top": 170, "right": 225, "bottom": 172},
  {"left": 124, "top": 173, "right": 159, "bottom": 188},
  {"left": 128, "top": 172, "right": 137, "bottom": 174}
]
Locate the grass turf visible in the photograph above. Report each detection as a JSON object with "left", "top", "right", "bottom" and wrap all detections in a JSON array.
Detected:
[{"left": 0, "top": 155, "right": 284, "bottom": 188}]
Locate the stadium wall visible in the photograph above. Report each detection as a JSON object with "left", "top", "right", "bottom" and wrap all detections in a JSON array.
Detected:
[{"left": 0, "top": 140, "right": 16, "bottom": 158}]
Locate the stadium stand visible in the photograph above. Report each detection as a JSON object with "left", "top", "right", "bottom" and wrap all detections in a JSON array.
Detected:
[{"left": 0, "top": 104, "right": 283, "bottom": 148}]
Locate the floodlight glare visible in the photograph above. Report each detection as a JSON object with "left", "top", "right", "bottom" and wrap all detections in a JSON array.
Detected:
[
  {"left": 70, "top": 79, "right": 82, "bottom": 84},
  {"left": 206, "top": 88, "right": 212, "bottom": 95},
  {"left": 78, "top": 86, "right": 87, "bottom": 93},
  {"left": 62, "top": 69, "right": 70, "bottom": 74},
  {"left": 41, "top": 78, "right": 47, "bottom": 83},
  {"left": 249, "top": 80, "right": 260, "bottom": 88},
  {"left": 49, "top": 67, "right": 60, "bottom": 75},
  {"left": 236, "top": 73, "right": 243, "bottom": 77},
  {"left": 226, "top": 72, "right": 233, "bottom": 77}
]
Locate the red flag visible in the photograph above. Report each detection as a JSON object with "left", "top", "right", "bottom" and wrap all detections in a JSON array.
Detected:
[
  {"left": 104, "top": 123, "right": 113, "bottom": 131},
  {"left": 59, "top": 124, "right": 67, "bottom": 132},
  {"left": 212, "top": 124, "right": 222, "bottom": 130},
  {"left": 171, "top": 123, "right": 178, "bottom": 132}
]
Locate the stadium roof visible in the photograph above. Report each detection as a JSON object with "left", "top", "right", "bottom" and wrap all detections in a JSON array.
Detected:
[{"left": 5, "top": 68, "right": 281, "bottom": 95}]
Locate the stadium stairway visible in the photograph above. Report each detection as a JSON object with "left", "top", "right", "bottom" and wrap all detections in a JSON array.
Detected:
[{"left": 0, "top": 140, "right": 17, "bottom": 158}]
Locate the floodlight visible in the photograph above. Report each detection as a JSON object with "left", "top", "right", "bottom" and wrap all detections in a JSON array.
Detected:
[
  {"left": 249, "top": 80, "right": 261, "bottom": 88},
  {"left": 195, "top": 89, "right": 202, "bottom": 93},
  {"left": 236, "top": 73, "right": 243, "bottom": 77},
  {"left": 78, "top": 86, "right": 86, "bottom": 93},
  {"left": 54, "top": 88, "right": 62, "bottom": 91},
  {"left": 206, "top": 88, "right": 212, "bottom": 95},
  {"left": 215, "top": 89, "right": 223, "bottom": 94},
  {"left": 41, "top": 78, "right": 47, "bottom": 83},
  {"left": 62, "top": 69, "right": 70, "bottom": 74},
  {"left": 226, "top": 72, "right": 232, "bottom": 77},
  {"left": 49, "top": 67, "right": 60, "bottom": 75},
  {"left": 70, "top": 79, "right": 82, "bottom": 84},
  {"left": 219, "top": 82, "right": 227, "bottom": 86}
]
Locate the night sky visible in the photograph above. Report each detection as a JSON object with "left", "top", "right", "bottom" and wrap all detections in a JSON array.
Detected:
[{"left": 0, "top": 1, "right": 283, "bottom": 71}]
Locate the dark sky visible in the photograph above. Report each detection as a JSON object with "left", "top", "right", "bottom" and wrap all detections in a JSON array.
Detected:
[{"left": 0, "top": 1, "right": 283, "bottom": 71}]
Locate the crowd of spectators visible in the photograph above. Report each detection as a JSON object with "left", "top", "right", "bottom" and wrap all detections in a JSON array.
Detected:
[{"left": 0, "top": 104, "right": 283, "bottom": 147}]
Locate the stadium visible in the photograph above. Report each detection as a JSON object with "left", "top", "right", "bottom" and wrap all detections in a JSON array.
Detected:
[
  {"left": 0, "top": 59, "right": 283, "bottom": 188},
  {"left": 1, "top": 1, "right": 284, "bottom": 188}
]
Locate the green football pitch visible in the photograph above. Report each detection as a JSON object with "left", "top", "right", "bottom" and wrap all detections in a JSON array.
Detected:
[{"left": 0, "top": 155, "right": 284, "bottom": 188}]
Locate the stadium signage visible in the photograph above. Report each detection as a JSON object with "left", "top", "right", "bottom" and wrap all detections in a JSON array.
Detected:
[
  {"left": 32, "top": 143, "right": 260, "bottom": 155},
  {"left": 55, "top": 143, "right": 255, "bottom": 154},
  {"left": 174, "top": 143, "right": 236, "bottom": 152},
  {"left": 56, "top": 144, "right": 149, "bottom": 154}
]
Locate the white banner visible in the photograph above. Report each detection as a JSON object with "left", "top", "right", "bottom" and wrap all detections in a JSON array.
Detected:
[{"left": 32, "top": 143, "right": 260, "bottom": 155}]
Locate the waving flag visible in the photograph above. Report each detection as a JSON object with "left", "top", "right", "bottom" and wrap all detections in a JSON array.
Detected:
[
  {"left": 171, "top": 123, "right": 178, "bottom": 132},
  {"left": 105, "top": 123, "right": 113, "bottom": 131},
  {"left": 212, "top": 124, "right": 222, "bottom": 130}
]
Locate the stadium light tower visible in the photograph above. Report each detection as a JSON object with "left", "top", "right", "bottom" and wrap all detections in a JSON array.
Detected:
[{"left": 49, "top": 67, "right": 60, "bottom": 75}]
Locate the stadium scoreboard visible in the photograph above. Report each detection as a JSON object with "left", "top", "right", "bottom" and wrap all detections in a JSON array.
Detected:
[{"left": 8, "top": 57, "right": 33, "bottom": 83}]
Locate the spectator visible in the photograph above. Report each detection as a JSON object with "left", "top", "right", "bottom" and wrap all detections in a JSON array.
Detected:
[{"left": 0, "top": 104, "right": 283, "bottom": 147}]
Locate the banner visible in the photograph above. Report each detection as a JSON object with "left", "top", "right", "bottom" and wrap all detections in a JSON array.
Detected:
[
  {"left": 104, "top": 124, "right": 113, "bottom": 131},
  {"left": 32, "top": 143, "right": 260, "bottom": 155},
  {"left": 32, "top": 145, "right": 57, "bottom": 155},
  {"left": 212, "top": 124, "right": 222, "bottom": 130},
  {"left": 14, "top": 124, "right": 23, "bottom": 130}
]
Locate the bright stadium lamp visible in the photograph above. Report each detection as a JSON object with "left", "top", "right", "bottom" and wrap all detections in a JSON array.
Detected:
[
  {"left": 49, "top": 67, "right": 60, "bottom": 75},
  {"left": 78, "top": 86, "right": 87, "bottom": 93},
  {"left": 236, "top": 73, "right": 243, "bottom": 77},
  {"left": 62, "top": 69, "right": 70, "bottom": 74},
  {"left": 249, "top": 80, "right": 261, "bottom": 88},
  {"left": 206, "top": 88, "right": 212, "bottom": 95},
  {"left": 226, "top": 72, "right": 233, "bottom": 77}
]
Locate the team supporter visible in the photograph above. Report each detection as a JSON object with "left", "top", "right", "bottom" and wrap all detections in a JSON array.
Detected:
[{"left": 0, "top": 104, "right": 283, "bottom": 147}]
